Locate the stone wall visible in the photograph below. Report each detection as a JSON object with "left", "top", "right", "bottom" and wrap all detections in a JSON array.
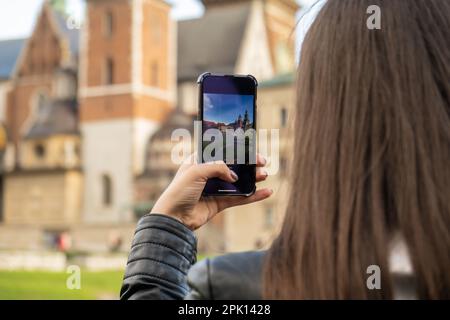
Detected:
[
  {"left": 0, "top": 225, "right": 43, "bottom": 251},
  {"left": 0, "top": 250, "right": 128, "bottom": 271},
  {"left": 0, "top": 250, "right": 66, "bottom": 271}
]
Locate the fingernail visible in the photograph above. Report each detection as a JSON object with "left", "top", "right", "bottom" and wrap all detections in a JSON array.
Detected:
[
  {"left": 261, "top": 156, "right": 267, "bottom": 165},
  {"left": 263, "top": 170, "right": 268, "bottom": 177},
  {"left": 230, "top": 170, "right": 239, "bottom": 182}
]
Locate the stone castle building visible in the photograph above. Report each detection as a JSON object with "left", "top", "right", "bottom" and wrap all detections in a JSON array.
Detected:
[{"left": 0, "top": 0, "right": 298, "bottom": 253}]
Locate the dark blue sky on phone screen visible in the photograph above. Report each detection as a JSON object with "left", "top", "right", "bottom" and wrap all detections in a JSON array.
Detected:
[{"left": 203, "top": 93, "right": 254, "bottom": 125}]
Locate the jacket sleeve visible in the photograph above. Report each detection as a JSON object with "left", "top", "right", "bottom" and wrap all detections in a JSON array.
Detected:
[
  {"left": 120, "top": 214, "right": 197, "bottom": 300},
  {"left": 185, "top": 259, "right": 211, "bottom": 299}
]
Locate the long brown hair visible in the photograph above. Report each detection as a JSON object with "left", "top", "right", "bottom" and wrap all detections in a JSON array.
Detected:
[{"left": 264, "top": 0, "right": 450, "bottom": 299}]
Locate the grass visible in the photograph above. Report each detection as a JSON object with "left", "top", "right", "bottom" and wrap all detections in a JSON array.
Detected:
[
  {"left": 0, "top": 255, "right": 210, "bottom": 300},
  {"left": 0, "top": 270, "right": 124, "bottom": 300}
]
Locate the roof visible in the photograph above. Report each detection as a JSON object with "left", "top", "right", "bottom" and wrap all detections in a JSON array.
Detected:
[
  {"left": 149, "top": 108, "right": 195, "bottom": 141},
  {"left": 259, "top": 72, "right": 295, "bottom": 88},
  {"left": 24, "top": 98, "right": 79, "bottom": 139},
  {"left": 0, "top": 39, "right": 26, "bottom": 80},
  {"left": 0, "top": 8, "right": 79, "bottom": 81},
  {"left": 202, "top": 0, "right": 298, "bottom": 10},
  {"left": 177, "top": 3, "right": 251, "bottom": 82}
]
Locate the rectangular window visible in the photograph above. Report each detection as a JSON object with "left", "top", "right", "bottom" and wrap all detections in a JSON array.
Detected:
[
  {"left": 104, "top": 11, "right": 114, "bottom": 38},
  {"left": 102, "top": 174, "right": 113, "bottom": 207},
  {"left": 281, "top": 107, "right": 287, "bottom": 128},
  {"left": 280, "top": 157, "right": 288, "bottom": 177},
  {"left": 105, "top": 57, "right": 114, "bottom": 85},
  {"left": 151, "top": 14, "right": 162, "bottom": 44}
]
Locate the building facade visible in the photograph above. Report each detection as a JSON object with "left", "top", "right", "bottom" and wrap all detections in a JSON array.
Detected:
[{"left": 0, "top": 0, "right": 298, "bottom": 253}]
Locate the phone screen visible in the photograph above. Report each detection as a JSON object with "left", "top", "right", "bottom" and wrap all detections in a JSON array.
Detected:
[{"left": 198, "top": 74, "right": 257, "bottom": 196}]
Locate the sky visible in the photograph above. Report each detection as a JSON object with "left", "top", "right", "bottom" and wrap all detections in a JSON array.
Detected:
[
  {"left": 204, "top": 93, "right": 254, "bottom": 125},
  {"left": 0, "top": 0, "right": 318, "bottom": 41}
]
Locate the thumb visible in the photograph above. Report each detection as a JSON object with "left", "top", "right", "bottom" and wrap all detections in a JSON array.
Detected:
[{"left": 196, "top": 161, "right": 238, "bottom": 182}]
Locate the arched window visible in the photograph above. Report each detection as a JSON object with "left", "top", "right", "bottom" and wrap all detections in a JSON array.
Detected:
[
  {"left": 101, "top": 174, "right": 113, "bottom": 206},
  {"left": 104, "top": 10, "right": 114, "bottom": 38},
  {"left": 105, "top": 57, "right": 114, "bottom": 85}
]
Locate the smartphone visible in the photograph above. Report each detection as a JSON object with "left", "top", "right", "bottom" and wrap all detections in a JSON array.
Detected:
[{"left": 197, "top": 72, "right": 257, "bottom": 196}]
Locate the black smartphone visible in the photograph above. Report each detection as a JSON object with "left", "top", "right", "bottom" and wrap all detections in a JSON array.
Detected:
[{"left": 198, "top": 73, "right": 257, "bottom": 197}]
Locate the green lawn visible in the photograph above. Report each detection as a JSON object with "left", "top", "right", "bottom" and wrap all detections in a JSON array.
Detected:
[
  {"left": 0, "top": 255, "right": 209, "bottom": 300},
  {"left": 0, "top": 270, "right": 124, "bottom": 300}
]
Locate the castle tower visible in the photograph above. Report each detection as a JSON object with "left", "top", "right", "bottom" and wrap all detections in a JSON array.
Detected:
[
  {"left": 237, "top": 114, "right": 242, "bottom": 129},
  {"left": 79, "top": 0, "right": 176, "bottom": 223},
  {"left": 243, "top": 109, "right": 249, "bottom": 129}
]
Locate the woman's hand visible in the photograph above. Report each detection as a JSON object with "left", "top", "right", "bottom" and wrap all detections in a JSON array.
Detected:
[{"left": 151, "top": 154, "right": 273, "bottom": 230}]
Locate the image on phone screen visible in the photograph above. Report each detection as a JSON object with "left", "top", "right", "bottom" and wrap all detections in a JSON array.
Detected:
[{"left": 199, "top": 74, "right": 257, "bottom": 196}]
